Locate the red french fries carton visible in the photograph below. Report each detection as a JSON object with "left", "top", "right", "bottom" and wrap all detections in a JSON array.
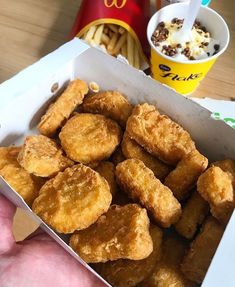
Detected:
[{"left": 70, "top": 0, "right": 150, "bottom": 66}]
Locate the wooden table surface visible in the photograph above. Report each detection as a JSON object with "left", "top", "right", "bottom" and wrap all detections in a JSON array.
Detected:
[{"left": 0, "top": 0, "right": 234, "bottom": 240}]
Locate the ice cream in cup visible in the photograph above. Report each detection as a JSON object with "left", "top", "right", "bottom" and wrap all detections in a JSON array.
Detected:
[{"left": 147, "top": 3, "right": 230, "bottom": 95}]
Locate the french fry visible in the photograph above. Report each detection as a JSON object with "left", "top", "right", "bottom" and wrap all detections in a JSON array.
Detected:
[
  {"left": 134, "top": 44, "right": 140, "bottom": 69},
  {"left": 108, "top": 30, "right": 114, "bottom": 38},
  {"left": 93, "top": 24, "right": 104, "bottom": 45},
  {"left": 84, "top": 25, "right": 97, "bottom": 42},
  {"left": 108, "top": 24, "right": 118, "bottom": 33},
  {"left": 101, "top": 33, "right": 110, "bottom": 46},
  {"left": 104, "top": 27, "right": 109, "bottom": 34},
  {"left": 119, "top": 26, "right": 126, "bottom": 34},
  {"left": 89, "top": 39, "right": 96, "bottom": 47},
  {"left": 81, "top": 23, "right": 142, "bottom": 69},
  {"left": 127, "top": 33, "right": 134, "bottom": 66},
  {"left": 100, "top": 44, "right": 107, "bottom": 53},
  {"left": 82, "top": 30, "right": 88, "bottom": 40},
  {"left": 111, "top": 32, "right": 127, "bottom": 55},
  {"left": 107, "top": 33, "right": 119, "bottom": 52},
  {"left": 121, "top": 43, "right": 127, "bottom": 58}
]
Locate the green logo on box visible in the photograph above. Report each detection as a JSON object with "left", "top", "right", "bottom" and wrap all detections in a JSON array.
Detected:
[{"left": 213, "top": 112, "right": 235, "bottom": 129}]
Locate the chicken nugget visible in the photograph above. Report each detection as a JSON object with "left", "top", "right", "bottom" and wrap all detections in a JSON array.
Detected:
[
  {"left": 139, "top": 234, "right": 196, "bottom": 287},
  {"left": 116, "top": 159, "right": 181, "bottom": 228},
  {"left": 181, "top": 217, "right": 224, "bottom": 284},
  {"left": 69, "top": 204, "right": 153, "bottom": 263},
  {"left": 126, "top": 104, "right": 196, "bottom": 165},
  {"left": 59, "top": 113, "right": 122, "bottom": 164},
  {"left": 164, "top": 150, "right": 208, "bottom": 201},
  {"left": 38, "top": 79, "right": 88, "bottom": 137},
  {"left": 111, "top": 146, "right": 126, "bottom": 166},
  {"left": 94, "top": 224, "right": 162, "bottom": 287},
  {"left": 18, "top": 135, "right": 74, "bottom": 177},
  {"left": 175, "top": 191, "right": 209, "bottom": 239},
  {"left": 94, "top": 161, "right": 117, "bottom": 195},
  {"left": 0, "top": 146, "right": 45, "bottom": 206},
  {"left": 32, "top": 164, "right": 112, "bottom": 233},
  {"left": 0, "top": 163, "right": 44, "bottom": 206},
  {"left": 212, "top": 159, "right": 235, "bottom": 189},
  {"left": 121, "top": 133, "right": 171, "bottom": 181},
  {"left": 0, "top": 146, "right": 21, "bottom": 169},
  {"left": 82, "top": 91, "right": 133, "bottom": 128},
  {"left": 197, "top": 166, "right": 234, "bottom": 224}
]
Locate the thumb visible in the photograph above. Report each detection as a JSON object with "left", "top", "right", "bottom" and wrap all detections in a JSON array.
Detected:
[{"left": 0, "top": 194, "right": 16, "bottom": 254}]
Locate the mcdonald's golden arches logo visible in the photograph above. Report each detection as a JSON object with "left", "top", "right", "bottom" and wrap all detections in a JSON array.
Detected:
[{"left": 104, "top": 0, "right": 127, "bottom": 9}]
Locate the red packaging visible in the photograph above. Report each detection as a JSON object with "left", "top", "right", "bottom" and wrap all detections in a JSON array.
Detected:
[{"left": 71, "top": 0, "right": 150, "bottom": 62}]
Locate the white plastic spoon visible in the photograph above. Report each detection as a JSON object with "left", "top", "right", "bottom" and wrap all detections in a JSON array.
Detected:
[{"left": 173, "top": 0, "right": 201, "bottom": 42}]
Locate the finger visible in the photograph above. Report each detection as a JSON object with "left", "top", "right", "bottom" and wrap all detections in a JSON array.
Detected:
[{"left": 0, "top": 194, "right": 16, "bottom": 254}]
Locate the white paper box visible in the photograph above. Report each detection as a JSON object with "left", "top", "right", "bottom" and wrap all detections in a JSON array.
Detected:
[{"left": 0, "top": 38, "right": 235, "bottom": 287}]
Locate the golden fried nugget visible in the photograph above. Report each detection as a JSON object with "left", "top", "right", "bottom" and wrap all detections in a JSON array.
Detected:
[
  {"left": 121, "top": 133, "right": 171, "bottom": 181},
  {"left": 126, "top": 104, "right": 196, "bottom": 165},
  {"left": 69, "top": 204, "right": 153, "bottom": 263},
  {"left": 0, "top": 146, "right": 44, "bottom": 206},
  {"left": 0, "top": 146, "right": 21, "bottom": 169},
  {"left": 0, "top": 163, "right": 44, "bottom": 206},
  {"left": 38, "top": 79, "right": 88, "bottom": 137},
  {"left": 94, "top": 224, "right": 162, "bottom": 287},
  {"left": 175, "top": 191, "right": 209, "bottom": 239},
  {"left": 164, "top": 150, "right": 208, "bottom": 201},
  {"left": 32, "top": 164, "right": 112, "bottom": 233},
  {"left": 197, "top": 166, "right": 234, "bottom": 224},
  {"left": 18, "top": 135, "right": 73, "bottom": 177},
  {"left": 111, "top": 146, "right": 126, "bottom": 166},
  {"left": 181, "top": 217, "right": 224, "bottom": 284},
  {"left": 212, "top": 159, "right": 235, "bottom": 189},
  {"left": 94, "top": 161, "right": 117, "bottom": 195},
  {"left": 82, "top": 91, "right": 133, "bottom": 128},
  {"left": 116, "top": 159, "right": 181, "bottom": 228},
  {"left": 59, "top": 113, "right": 122, "bottom": 164},
  {"left": 139, "top": 234, "right": 196, "bottom": 287}
]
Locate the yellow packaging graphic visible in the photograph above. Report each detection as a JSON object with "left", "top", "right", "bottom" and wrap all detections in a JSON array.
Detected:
[{"left": 151, "top": 48, "right": 217, "bottom": 94}]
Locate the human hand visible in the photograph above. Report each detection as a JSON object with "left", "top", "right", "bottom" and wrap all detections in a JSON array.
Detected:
[{"left": 0, "top": 194, "right": 106, "bottom": 287}]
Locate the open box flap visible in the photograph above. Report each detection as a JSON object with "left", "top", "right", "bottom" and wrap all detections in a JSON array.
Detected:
[
  {"left": 0, "top": 38, "right": 89, "bottom": 109},
  {"left": 0, "top": 39, "right": 235, "bottom": 287}
]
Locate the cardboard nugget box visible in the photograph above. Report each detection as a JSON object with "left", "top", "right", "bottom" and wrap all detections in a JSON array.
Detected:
[{"left": 0, "top": 39, "right": 235, "bottom": 287}]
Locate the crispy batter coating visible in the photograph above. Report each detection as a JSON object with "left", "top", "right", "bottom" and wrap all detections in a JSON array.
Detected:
[
  {"left": 121, "top": 133, "right": 171, "bottom": 181},
  {"left": 0, "top": 146, "right": 45, "bottom": 206},
  {"left": 212, "top": 159, "right": 235, "bottom": 190},
  {"left": 32, "top": 164, "right": 112, "bottom": 233},
  {"left": 82, "top": 91, "right": 133, "bottom": 128},
  {"left": 17, "top": 135, "right": 73, "bottom": 177},
  {"left": 175, "top": 191, "right": 209, "bottom": 239},
  {"left": 38, "top": 79, "right": 88, "bottom": 137},
  {"left": 69, "top": 204, "right": 153, "bottom": 263},
  {"left": 94, "top": 161, "right": 117, "bottom": 195},
  {"left": 0, "top": 146, "right": 21, "bottom": 169},
  {"left": 0, "top": 164, "right": 44, "bottom": 206},
  {"left": 111, "top": 147, "right": 126, "bottom": 166},
  {"left": 164, "top": 150, "right": 208, "bottom": 201},
  {"left": 94, "top": 224, "right": 163, "bottom": 287},
  {"left": 115, "top": 159, "right": 181, "bottom": 228},
  {"left": 59, "top": 113, "right": 122, "bottom": 164},
  {"left": 197, "top": 166, "right": 234, "bottom": 224},
  {"left": 181, "top": 217, "right": 224, "bottom": 284},
  {"left": 139, "top": 234, "right": 196, "bottom": 287},
  {"left": 126, "top": 104, "right": 196, "bottom": 165}
]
